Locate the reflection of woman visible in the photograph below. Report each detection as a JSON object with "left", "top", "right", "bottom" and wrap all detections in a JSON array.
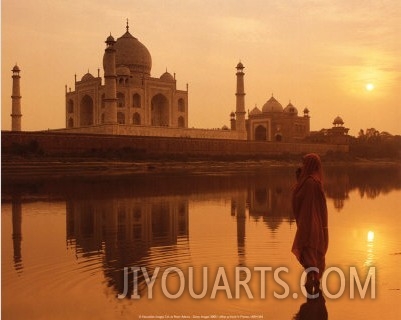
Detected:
[
  {"left": 292, "top": 153, "right": 329, "bottom": 294},
  {"left": 294, "top": 293, "right": 328, "bottom": 320}
]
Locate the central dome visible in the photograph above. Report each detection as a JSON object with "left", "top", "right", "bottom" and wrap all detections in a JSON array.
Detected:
[
  {"left": 114, "top": 30, "right": 152, "bottom": 76},
  {"left": 262, "top": 96, "right": 283, "bottom": 113}
]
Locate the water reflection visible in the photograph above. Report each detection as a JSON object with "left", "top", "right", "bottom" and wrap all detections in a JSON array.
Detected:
[
  {"left": 293, "top": 291, "right": 328, "bottom": 320},
  {"left": 2, "top": 164, "right": 400, "bottom": 318},
  {"left": 365, "top": 230, "right": 375, "bottom": 268},
  {"left": 324, "top": 165, "right": 401, "bottom": 206},
  {"left": 11, "top": 195, "right": 23, "bottom": 273},
  {"left": 66, "top": 196, "right": 190, "bottom": 296}
]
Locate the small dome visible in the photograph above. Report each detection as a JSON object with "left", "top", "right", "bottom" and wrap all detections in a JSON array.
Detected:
[
  {"left": 249, "top": 106, "right": 262, "bottom": 116},
  {"left": 303, "top": 107, "right": 310, "bottom": 113},
  {"left": 12, "top": 64, "right": 20, "bottom": 72},
  {"left": 333, "top": 116, "right": 344, "bottom": 125},
  {"left": 262, "top": 96, "right": 283, "bottom": 113},
  {"left": 81, "top": 72, "right": 95, "bottom": 81},
  {"left": 106, "top": 34, "right": 115, "bottom": 43},
  {"left": 236, "top": 61, "right": 244, "bottom": 69},
  {"left": 230, "top": 111, "right": 236, "bottom": 118},
  {"left": 116, "top": 65, "right": 131, "bottom": 76},
  {"left": 222, "top": 125, "right": 229, "bottom": 130},
  {"left": 284, "top": 102, "right": 298, "bottom": 115},
  {"left": 160, "top": 71, "right": 174, "bottom": 81}
]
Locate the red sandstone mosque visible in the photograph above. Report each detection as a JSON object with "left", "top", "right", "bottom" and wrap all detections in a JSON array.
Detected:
[{"left": 10, "top": 22, "right": 349, "bottom": 143}]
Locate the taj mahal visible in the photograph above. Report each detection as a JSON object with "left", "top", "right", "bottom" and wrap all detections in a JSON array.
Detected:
[
  {"left": 60, "top": 21, "right": 310, "bottom": 142},
  {"left": 9, "top": 22, "right": 352, "bottom": 145}
]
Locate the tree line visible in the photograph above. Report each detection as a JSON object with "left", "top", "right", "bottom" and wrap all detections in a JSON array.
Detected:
[{"left": 350, "top": 128, "right": 401, "bottom": 159}]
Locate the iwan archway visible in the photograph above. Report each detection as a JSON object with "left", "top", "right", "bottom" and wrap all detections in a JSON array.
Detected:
[
  {"left": 255, "top": 125, "right": 267, "bottom": 141},
  {"left": 80, "top": 95, "right": 93, "bottom": 126},
  {"left": 151, "top": 94, "right": 169, "bottom": 126}
]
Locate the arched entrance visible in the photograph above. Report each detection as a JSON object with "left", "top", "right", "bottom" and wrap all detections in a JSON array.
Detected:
[
  {"left": 80, "top": 95, "right": 93, "bottom": 126},
  {"left": 67, "top": 118, "right": 74, "bottom": 128},
  {"left": 178, "top": 98, "right": 185, "bottom": 112},
  {"left": 275, "top": 133, "right": 282, "bottom": 142},
  {"left": 151, "top": 94, "right": 169, "bottom": 126},
  {"left": 255, "top": 125, "right": 267, "bottom": 141},
  {"left": 117, "top": 112, "right": 125, "bottom": 124},
  {"left": 178, "top": 116, "right": 185, "bottom": 128},
  {"left": 133, "top": 113, "right": 141, "bottom": 125}
]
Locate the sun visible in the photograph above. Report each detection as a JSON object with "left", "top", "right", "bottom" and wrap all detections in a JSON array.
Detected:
[{"left": 365, "top": 83, "right": 375, "bottom": 91}]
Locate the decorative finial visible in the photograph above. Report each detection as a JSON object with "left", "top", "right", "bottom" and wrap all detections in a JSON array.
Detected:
[{"left": 126, "top": 19, "right": 129, "bottom": 32}]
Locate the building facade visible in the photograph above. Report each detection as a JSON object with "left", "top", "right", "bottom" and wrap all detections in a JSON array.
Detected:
[
  {"left": 244, "top": 96, "right": 310, "bottom": 142},
  {"left": 65, "top": 23, "right": 188, "bottom": 131}
]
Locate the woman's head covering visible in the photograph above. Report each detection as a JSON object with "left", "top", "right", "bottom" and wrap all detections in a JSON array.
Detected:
[{"left": 298, "top": 153, "right": 323, "bottom": 183}]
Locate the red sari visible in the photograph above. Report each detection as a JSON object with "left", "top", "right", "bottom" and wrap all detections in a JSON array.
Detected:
[{"left": 292, "top": 154, "right": 329, "bottom": 279}]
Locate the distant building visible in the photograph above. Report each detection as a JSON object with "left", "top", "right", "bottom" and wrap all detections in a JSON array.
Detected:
[
  {"left": 244, "top": 96, "right": 310, "bottom": 142},
  {"left": 309, "top": 116, "right": 350, "bottom": 144}
]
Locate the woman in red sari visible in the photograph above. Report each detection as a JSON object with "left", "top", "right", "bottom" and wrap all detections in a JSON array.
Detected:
[{"left": 292, "top": 153, "right": 329, "bottom": 295}]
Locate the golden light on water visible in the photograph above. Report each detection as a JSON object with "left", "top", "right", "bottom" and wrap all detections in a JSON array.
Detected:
[
  {"left": 365, "top": 230, "right": 375, "bottom": 267},
  {"left": 367, "top": 230, "right": 375, "bottom": 242}
]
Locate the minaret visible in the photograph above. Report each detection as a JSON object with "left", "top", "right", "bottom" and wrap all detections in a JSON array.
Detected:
[
  {"left": 11, "top": 64, "right": 22, "bottom": 131},
  {"left": 103, "top": 35, "right": 118, "bottom": 124},
  {"left": 235, "top": 62, "right": 246, "bottom": 133}
]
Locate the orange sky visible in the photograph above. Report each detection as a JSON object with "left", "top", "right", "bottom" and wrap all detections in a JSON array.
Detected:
[{"left": 2, "top": 0, "right": 401, "bottom": 136}]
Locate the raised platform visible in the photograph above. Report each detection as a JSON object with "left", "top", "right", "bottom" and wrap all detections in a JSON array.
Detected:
[{"left": 1, "top": 130, "right": 348, "bottom": 159}]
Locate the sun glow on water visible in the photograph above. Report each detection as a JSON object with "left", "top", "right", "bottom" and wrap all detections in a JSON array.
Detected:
[{"left": 367, "top": 230, "right": 375, "bottom": 242}]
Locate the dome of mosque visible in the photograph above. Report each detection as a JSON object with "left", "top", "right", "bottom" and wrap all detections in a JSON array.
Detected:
[
  {"left": 249, "top": 106, "right": 262, "bottom": 116},
  {"left": 114, "top": 28, "right": 152, "bottom": 76},
  {"left": 116, "top": 65, "right": 131, "bottom": 76},
  {"left": 283, "top": 102, "right": 298, "bottom": 115},
  {"left": 160, "top": 71, "right": 174, "bottom": 81},
  {"left": 81, "top": 72, "right": 95, "bottom": 81},
  {"left": 333, "top": 116, "right": 344, "bottom": 125},
  {"left": 262, "top": 96, "right": 283, "bottom": 113}
]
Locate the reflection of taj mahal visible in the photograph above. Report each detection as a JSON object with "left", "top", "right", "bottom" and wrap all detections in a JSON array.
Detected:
[{"left": 63, "top": 21, "right": 310, "bottom": 142}]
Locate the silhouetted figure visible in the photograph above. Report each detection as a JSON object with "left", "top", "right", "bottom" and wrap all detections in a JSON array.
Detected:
[
  {"left": 292, "top": 153, "right": 329, "bottom": 294},
  {"left": 293, "top": 289, "right": 328, "bottom": 320}
]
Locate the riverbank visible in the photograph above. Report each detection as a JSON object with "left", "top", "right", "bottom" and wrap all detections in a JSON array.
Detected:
[{"left": 2, "top": 154, "right": 400, "bottom": 182}]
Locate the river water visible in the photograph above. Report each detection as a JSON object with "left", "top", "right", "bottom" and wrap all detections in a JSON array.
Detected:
[{"left": 2, "top": 164, "right": 400, "bottom": 319}]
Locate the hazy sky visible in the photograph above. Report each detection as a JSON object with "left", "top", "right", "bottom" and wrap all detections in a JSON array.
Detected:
[{"left": 2, "top": 0, "right": 401, "bottom": 135}]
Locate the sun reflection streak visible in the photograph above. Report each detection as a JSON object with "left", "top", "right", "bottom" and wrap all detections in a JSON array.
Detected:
[
  {"left": 365, "top": 230, "right": 375, "bottom": 267},
  {"left": 367, "top": 230, "right": 375, "bottom": 242}
]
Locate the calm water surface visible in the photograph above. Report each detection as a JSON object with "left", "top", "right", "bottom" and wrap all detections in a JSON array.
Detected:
[{"left": 2, "top": 165, "right": 400, "bottom": 319}]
